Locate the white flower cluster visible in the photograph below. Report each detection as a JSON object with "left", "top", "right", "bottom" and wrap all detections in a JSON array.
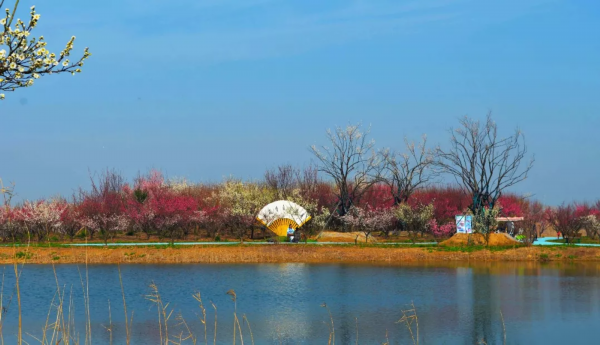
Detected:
[
  {"left": 19, "top": 199, "right": 65, "bottom": 239},
  {"left": 0, "top": 4, "right": 91, "bottom": 99}
]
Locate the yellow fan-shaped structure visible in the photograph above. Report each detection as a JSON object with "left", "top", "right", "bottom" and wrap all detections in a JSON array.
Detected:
[{"left": 256, "top": 200, "right": 312, "bottom": 236}]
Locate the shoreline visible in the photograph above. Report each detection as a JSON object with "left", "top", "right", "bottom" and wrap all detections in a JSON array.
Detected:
[{"left": 1, "top": 244, "right": 599, "bottom": 264}]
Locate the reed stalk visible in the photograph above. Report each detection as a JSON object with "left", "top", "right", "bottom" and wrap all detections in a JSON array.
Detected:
[
  {"left": 193, "top": 292, "right": 208, "bottom": 345},
  {"left": 320, "top": 303, "right": 335, "bottom": 345},
  {"left": 211, "top": 301, "right": 217, "bottom": 345},
  {"left": 118, "top": 264, "right": 133, "bottom": 345},
  {"left": 242, "top": 314, "right": 254, "bottom": 345}
]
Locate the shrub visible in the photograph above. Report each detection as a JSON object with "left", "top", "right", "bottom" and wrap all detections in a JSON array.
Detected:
[
  {"left": 428, "top": 219, "right": 455, "bottom": 239},
  {"left": 394, "top": 203, "right": 434, "bottom": 243}
]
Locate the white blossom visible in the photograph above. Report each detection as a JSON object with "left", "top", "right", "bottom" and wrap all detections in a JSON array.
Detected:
[{"left": 0, "top": 3, "right": 91, "bottom": 99}]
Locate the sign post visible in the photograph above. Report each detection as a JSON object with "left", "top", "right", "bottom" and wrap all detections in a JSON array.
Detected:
[{"left": 455, "top": 215, "right": 473, "bottom": 234}]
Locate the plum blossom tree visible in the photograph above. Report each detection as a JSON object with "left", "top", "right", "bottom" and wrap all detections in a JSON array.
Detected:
[
  {"left": 181, "top": 208, "right": 206, "bottom": 239},
  {"left": 196, "top": 205, "right": 234, "bottom": 240},
  {"left": 78, "top": 170, "right": 128, "bottom": 244},
  {"left": 78, "top": 198, "right": 129, "bottom": 245},
  {"left": 340, "top": 206, "right": 394, "bottom": 243},
  {"left": 409, "top": 186, "right": 470, "bottom": 225},
  {"left": 471, "top": 206, "right": 501, "bottom": 245},
  {"left": 0, "top": 2, "right": 91, "bottom": 99},
  {"left": 519, "top": 201, "right": 550, "bottom": 246},
  {"left": 549, "top": 204, "right": 584, "bottom": 244},
  {"left": 125, "top": 170, "right": 203, "bottom": 243},
  {"left": 218, "top": 179, "right": 274, "bottom": 241},
  {"left": 576, "top": 203, "right": 600, "bottom": 240},
  {"left": 581, "top": 215, "right": 600, "bottom": 240},
  {"left": 150, "top": 192, "right": 198, "bottom": 244},
  {"left": 59, "top": 202, "right": 82, "bottom": 241},
  {"left": 394, "top": 203, "right": 434, "bottom": 243},
  {"left": 0, "top": 204, "right": 19, "bottom": 241},
  {"left": 126, "top": 194, "right": 155, "bottom": 239},
  {"left": 124, "top": 170, "right": 166, "bottom": 239},
  {"left": 18, "top": 199, "right": 65, "bottom": 241},
  {"left": 428, "top": 219, "right": 456, "bottom": 239}
]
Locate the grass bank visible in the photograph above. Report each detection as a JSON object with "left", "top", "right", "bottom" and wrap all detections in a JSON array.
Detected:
[{"left": 1, "top": 243, "right": 600, "bottom": 264}]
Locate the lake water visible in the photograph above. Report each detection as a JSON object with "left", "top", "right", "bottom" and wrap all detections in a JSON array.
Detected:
[{"left": 1, "top": 262, "right": 600, "bottom": 344}]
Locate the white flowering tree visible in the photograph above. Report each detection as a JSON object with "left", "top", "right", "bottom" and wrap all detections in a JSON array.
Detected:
[
  {"left": 0, "top": 2, "right": 91, "bottom": 99},
  {"left": 394, "top": 203, "right": 434, "bottom": 243},
  {"left": 0, "top": 204, "right": 19, "bottom": 241},
  {"left": 219, "top": 179, "right": 275, "bottom": 241},
  {"left": 18, "top": 199, "right": 65, "bottom": 241}
]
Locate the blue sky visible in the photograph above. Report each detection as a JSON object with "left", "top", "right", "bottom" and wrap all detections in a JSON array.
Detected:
[{"left": 0, "top": 0, "right": 599, "bottom": 205}]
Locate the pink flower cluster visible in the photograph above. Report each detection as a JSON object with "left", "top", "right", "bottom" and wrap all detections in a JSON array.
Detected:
[{"left": 428, "top": 219, "right": 456, "bottom": 239}]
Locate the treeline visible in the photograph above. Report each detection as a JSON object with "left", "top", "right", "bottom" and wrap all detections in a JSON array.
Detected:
[
  {"left": 0, "top": 167, "right": 554, "bottom": 244},
  {"left": 0, "top": 114, "right": 599, "bottom": 245}
]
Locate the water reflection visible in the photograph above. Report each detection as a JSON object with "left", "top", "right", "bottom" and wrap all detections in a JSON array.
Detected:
[{"left": 0, "top": 262, "right": 598, "bottom": 343}]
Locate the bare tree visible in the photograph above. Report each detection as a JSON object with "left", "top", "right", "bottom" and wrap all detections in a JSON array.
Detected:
[
  {"left": 381, "top": 135, "right": 436, "bottom": 205},
  {"left": 264, "top": 164, "right": 298, "bottom": 199},
  {"left": 295, "top": 165, "right": 319, "bottom": 199},
  {"left": 435, "top": 113, "right": 534, "bottom": 233},
  {"left": 0, "top": 178, "right": 17, "bottom": 241},
  {"left": 310, "top": 124, "right": 382, "bottom": 218}
]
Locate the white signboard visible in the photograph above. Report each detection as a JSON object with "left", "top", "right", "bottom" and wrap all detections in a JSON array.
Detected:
[{"left": 455, "top": 215, "right": 473, "bottom": 234}]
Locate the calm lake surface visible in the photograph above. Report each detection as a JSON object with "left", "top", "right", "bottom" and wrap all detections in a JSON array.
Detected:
[{"left": 2, "top": 262, "right": 600, "bottom": 344}]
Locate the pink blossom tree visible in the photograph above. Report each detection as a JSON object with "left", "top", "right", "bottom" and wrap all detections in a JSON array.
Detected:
[
  {"left": 124, "top": 170, "right": 171, "bottom": 240},
  {"left": 428, "top": 219, "right": 456, "bottom": 239},
  {"left": 59, "top": 202, "right": 83, "bottom": 241},
  {"left": 78, "top": 170, "right": 128, "bottom": 244},
  {"left": 150, "top": 193, "right": 198, "bottom": 245},
  {"left": 549, "top": 204, "right": 584, "bottom": 244},
  {"left": 519, "top": 201, "right": 550, "bottom": 246},
  {"left": 575, "top": 203, "right": 600, "bottom": 240},
  {"left": 340, "top": 206, "right": 395, "bottom": 242}
]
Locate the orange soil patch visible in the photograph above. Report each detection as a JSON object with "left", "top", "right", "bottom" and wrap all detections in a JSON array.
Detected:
[
  {"left": 317, "top": 231, "right": 377, "bottom": 243},
  {"left": 439, "top": 233, "right": 520, "bottom": 246}
]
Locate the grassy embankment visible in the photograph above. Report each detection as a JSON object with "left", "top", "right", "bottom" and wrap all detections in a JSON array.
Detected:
[{"left": 0, "top": 241, "right": 599, "bottom": 264}]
